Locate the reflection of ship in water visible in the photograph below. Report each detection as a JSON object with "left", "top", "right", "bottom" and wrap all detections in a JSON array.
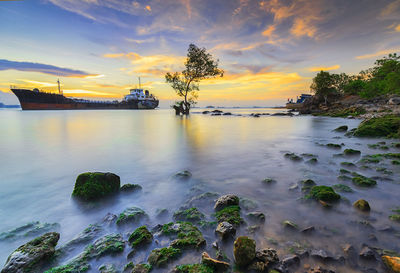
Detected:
[
  {"left": 11, "top": 79, "right": 159, "bottom": 110},
  {"left": 286, "top": 93, "right": 312, "bottom": 109}
]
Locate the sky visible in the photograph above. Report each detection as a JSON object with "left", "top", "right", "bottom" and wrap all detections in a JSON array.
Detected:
[{"left": 0, "top": 0, "right": 400, "bottom": 107}]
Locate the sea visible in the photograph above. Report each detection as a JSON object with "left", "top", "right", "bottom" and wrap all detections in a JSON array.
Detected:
[{"left": 0, "top": 108, "right": 399, "bottom": 272}]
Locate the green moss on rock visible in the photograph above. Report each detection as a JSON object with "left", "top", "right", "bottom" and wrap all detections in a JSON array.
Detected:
[
  {"left": 341, "top": 162, "right": 356, "bottom": 167},
  {"left": 173, "top": 207, "right": 205, "bottom": 223},
  {"left": 284, "top": 152, "right": 303, "bottom": 161},
  {"left": 332, "top": 184, "right": 353, "bottom": 193},
  {"left": 116, "top": 207, "right": 147, "bottom": 225},
  {"left": 351, "top": 174, "right": 377, "bottom": 187},
  {"left": 262, "top": 178, "right": 277, "bottom": 184},
  {"left": 129, "top": 226, "right": 152, "bottom": 248},
  {"left": 214, "top": 205, "right": 243, "bottom": 226},
  {"left": 148, "top": 247, "right": 181, "bottom": 267},
  {"left": 354, "top": 115, "right": 400, "bottom": 138},
  {"left": 309, "top": 186, "right": 341, "bottom": 202},
  {"left": 174, "top": 264, "right": 214, "bottom": 273},
  {"left": 132, "top": 264, "right": 152, "bottom": 273},
  {"left": 353, "top": 199, "right": 370, "bottom": 212},
  {"left": 120, "top": 183, "right": 142, "bottom": 192},
  {"left": 344, "top": 149, "right": 361, "bottom": 156},
  {"left": 72, "top": 172, "right": 120, "bottom": 200},
  {"left": 327, "top": 143, "right": 342, "bottom": 149},
  {"left": 233, "top": 236, "right": 256, "bottom": 267},
  {"left": 161, "top": 222, "right": 206, "bottom": 249}
]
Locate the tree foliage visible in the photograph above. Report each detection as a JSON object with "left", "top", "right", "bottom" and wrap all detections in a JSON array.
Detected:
[
  {"left": 166, "top": 44, "right": 224, "bottom": 114},
  {"left": 310, "top": 53, "right": 400, "bottom": 102}
]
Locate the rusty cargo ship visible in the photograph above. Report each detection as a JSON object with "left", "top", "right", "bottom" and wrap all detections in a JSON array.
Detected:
[{"left": 11, "top": 80, "right": 159, "bottom": 110}]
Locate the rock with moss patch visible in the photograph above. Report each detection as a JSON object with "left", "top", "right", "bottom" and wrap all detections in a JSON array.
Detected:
[
  {"left": 353, "top": 199, "right": 370, "bottom": 212},
  {"left": 262, "top": 178, "right": 276, "bottom": 184},
  {"left": 129, "top": 226, "right": 152, "bottom": 248},
  {"left": 201, "top": 252, "right": 230, "bottom": 272},
  {"left": 44, "top": 258, "right": 90, "bottom": 273},
  {"left": 351, "top": 174, "right": 377, "bottom": 187},
  {"left": 0, "top": 221, "right": 60, "bottom": 242},
  {"left": 214, "top": 194, "right": 239, "bottom": 211},
  {"left": 120, "top": 183, "right": 142, "bottom": 192},
  {"left": 2, "top": 232, "right": 60, "bottom": 273},
  {"left": 215, "top": 205, "right": 243, "bottom": 227},
  {"left": 173, "top": 207, "right": 205, "bottom": 223},
  {"left": 392, "top": 160, "right": 400, "bottom": 165},
  {"left": 308, "top": 186, "right": 341, "bottom": 202},
  {"left": 332, "top": 184, "right": 353, "bottom": 193},
  {"left": 173, "top": 170, "right": 192, "bottom": 179},
  {"left": 132, "top": 264, "right": 152, "bottom": 273},
  {"left": 173, "top": 264, "right": 214, "bottom": 273},
  {"left": 116, "top": 207, "right": 147, "bottom": 225},
  {"left": 282, "top": 220, "right": 298, "bottom": 230},
  {"left": 344, "top": 149, "right": 361, "bottom": 156},
  {"left": 306, "top": 158, "right": 318, "bottom": 164},
  {"left": 215, "top": 221, "right": 236, "bottom": 239},
  {"left": 284, "top": 153, "right": 303, "bottom": 161},
  {"left": 334, "top": 125, "right": 348, "bottom": 132},
  {"left": 98, "top": 264, "right": 117, "bottom": 273},
  {"left": 341, "top": 162, "right": 356, "bottom": 167},
  {"left": 390, "top": 215, "right": 400, "bottom": 222},
  {"left": 326, "top": 143, "right": 341, "bottom": 149},
  {"left": 354, "top": 115, "right": 400, "bottom": 138},
  {"left": 148, "top": 247, "right": 181, "bottom": 268},
  {"left": 247, "top": 212, "right": 265, "bottom": 223},
  {"left": 88, "top": 233, "right": 125, "bottom": 258},
  {"left": 233, "top": 236, "right": 256, "bottom": 267},
  {"left": 72, "top": 172, "right": 120, "bottom": 200},
  {"left": 161, "top": 222, "right": 206, "bottom": 249}
]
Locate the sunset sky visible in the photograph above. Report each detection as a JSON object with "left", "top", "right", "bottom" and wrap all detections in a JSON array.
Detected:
[{"left": 1, "top": 0, "right": 400, "bottom": 107}]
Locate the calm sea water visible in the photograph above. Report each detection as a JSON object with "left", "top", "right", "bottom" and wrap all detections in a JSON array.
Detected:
[{"left": 0, "top": 108, "right": 399, "bottom": 272}]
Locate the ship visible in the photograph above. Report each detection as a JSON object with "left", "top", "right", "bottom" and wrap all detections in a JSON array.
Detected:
[
  {"left": 286, "top": 93, "right": 312, "bottom": 110},
  {"left": 10, "top": 79, "right": 159, "bottom": 110}
]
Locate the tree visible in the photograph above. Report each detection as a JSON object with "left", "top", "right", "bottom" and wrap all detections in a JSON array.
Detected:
[
  {"left": 166, "top": 44, "right": 224, "bottom": 115},
  {"left": 310, "top": 71, "right": 338, "bottom": 105}
]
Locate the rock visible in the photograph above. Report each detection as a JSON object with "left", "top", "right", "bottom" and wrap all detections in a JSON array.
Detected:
[
  {"left": 262, "top": 178, "right": 277, "bottom": 184},
  {"left": 353, "top": 199, "right": 371, "bottom": 212},
  {"left": 282, "top": 220, "right": 299, "bottom": 230},
  {"left": 201, "top": 252, "right": 230, "bottom": 272},
  {"left": 343, "top": 149, "right": 361, "bottom": 156},
  {"left": 202, "top": 111, "right": 210, "bottom": 114},
  {"left": 246, "top": 225, "right": 261, "bottom": 234},
  {"left": 0, "top": 221, "right": 60, "bottom": 242},
  {"left": 72, "top": 172, "right": 120, "bottom": 200},
  {"left": 214, "top": 194, "right": 239, "bottom": 211},
  {"left": 223, "top": 112, "right": 232, "bottom": 115},
  {"left": 301, "top": 226, "right": 315, "bottom": 234},
  {"left": 129, "top": 226, "right": 152, "bottom": 248},
  {"left": 102, "top": 213, "right": 117, "bottom": 224},
  {"left": 212, "top": 109, "right": 223, "bottom": 113},
  {"left": 334, "top": 125, "right": 348, "bottom": 132},
  {"left": 215, "top": 221, "right": 236, "bottom": 239},
  {"left": 240, "top": 197, "right": 258, "bottom": 210},
  {"left": 359, "top": 246, "right": 376, "bottom": 260},
  {"left": 61, "top": 223, "right": 102, "bottom": 250},
  {"left": 332, "top": 184, "right": 353, "bottom": 193},
  {"left": 233, "top": 236, "right": 256, "bottom": 267},
  {"left": 120, "top": 183, "right": 142, "bottom": 192},
  {"left": 162, "top": 222, "right": 206, "bottom": 249},
  {"left": 132, "top": 264, "right": 151, "bottom": 273},
  {"left": 116, "top": 207, "right": 147, "bottom": 225},
  {"left": 147, "top": 247, "right": 181, "bottom": 268},
  {"left": 307, "top": 266, "right": 336, "bottom": 273},
  {"left": 308, "top": 186, "right": 341, "bottom": 202},
  {"left": 248, "top": 261, "right": 266, "bottom": 271},
  {"left": 247, "top": 212, "right": 265, "bottom": 223},
  {"left": 388, "top": 97, "right": 400, "bottom": 105},
  {"left": 382, "top": 255, "right": 400, "bottom": 273},
  {"left": 173, "top": 170, "right": 192, "bottom": 179},
  {"left": 354, "top": 115, "right": 400, "bottom": 138},
  {"left": 310, "top": 249, "right": 343, "bottom": 262},
  {"left": 173, "top": 264, "right": 214, "bottom": 273},
  {"left": 281, "top": 254, "right": 300, "bottom": 267},
  {"left": 214, "top": 205, "right": 243, "bottom": 226},
  {"left": 155, "top": 208, "right": 168, "bottom": 218},
  {"left": 352, "top": 174, "right": 377, "bottom": 187},
  {"left": 1, "top": 232, "right": 59, "bottom": 273},
  {"left": 99, "top": 263, "right": 117, "bottom": 273},
  {"left": 256, "top": 248, "right": 279, "bottom": 264},
  {"left": 326, "top": 143, "right": 342, "bottom": 149},
  {"left": 284, "top": 152, "right": 303, "bottom": 161},
  {"left": 173, "top": 207, "right": 205, "bottom": 223},
  {"left": 88, "top": 233, "right": 125, "bottom": 258}
]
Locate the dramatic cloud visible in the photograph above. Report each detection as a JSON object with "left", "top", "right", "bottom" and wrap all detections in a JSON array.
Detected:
[
  {"left": 309, "top": 65, "right": 340, "bottom": 72},
  {"left": 0, "top": 59, "right": 100, "bottom": 78},
  {"left": 355, "top": 48, "right": 400, "bottom": 59}
]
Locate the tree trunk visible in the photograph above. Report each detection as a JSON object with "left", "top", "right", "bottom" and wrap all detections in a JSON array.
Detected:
[{"left": 184, "top": 91, "right": 189, "bottom": 115}]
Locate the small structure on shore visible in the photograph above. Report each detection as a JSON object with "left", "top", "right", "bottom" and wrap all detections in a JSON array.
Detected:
[{"left": 286, "top": 94, "right": 312, "bottom": 109}]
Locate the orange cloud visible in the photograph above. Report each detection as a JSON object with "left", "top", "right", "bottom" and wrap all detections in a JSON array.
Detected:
[
  {"left": 262, "top": 25, "right": 276, "bottom": 36},
  {"left": 145, "top": 5, "right": 151, "bottom": 11},
  {"left": 396, "top": 24, "right": 400, "bottom": 32},
  {"left": 309, "top": 65, "right": 340, "bottom": 72},
  {"left": 355, "top": 48, "right": 400, "bottom": 59}
]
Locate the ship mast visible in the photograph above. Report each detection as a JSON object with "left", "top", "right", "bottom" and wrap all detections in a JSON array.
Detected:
[
  {"left": 57, "top": 79, "right": 62, "bottom": 95},
  {"left": 138, "top": 77, "right": 141, "bottom": 89}
]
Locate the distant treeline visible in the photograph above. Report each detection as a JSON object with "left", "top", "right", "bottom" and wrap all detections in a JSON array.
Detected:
[{"left": 310, "top": 53, "right": 400, "bottom": 104}]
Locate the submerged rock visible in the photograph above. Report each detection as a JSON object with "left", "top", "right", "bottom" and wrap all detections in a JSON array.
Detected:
[
  {"left": 256, "top": 248, "right": 279, "bottom": 265},
  {"left": 148, "top": 247, "right": 181, "bottom": 268},
  {"left": 162, "top": 222, "right": 206, "bottom": 249},
  {"left": 132, "top": 264, "right": 151, "bottom": 273},
  {"left": 88, "top": 233, "right": 125, "bottom": 258},
  {"left": 262, "top": 178, "right": 277, "bottom": 184},
  {"left": 0, "top": 221, "right": 60, "bottom": 242},
  {"left": 282, "top": 220, "right": 299, "bottom": 230},
  {"left": 334, "top": 125, "right": 348, "bottom": 132},
  {"left": 308, "top": 186, "right": 341, "bottom": 202},
  {"left": 214, "top": 205, "right": 243, "bottom": 227},
  {"left": 72, "top": 172, "right": 120, "bottom": 200},
  {"left": 128, "top": 226, "right": 153, "bottom": 248},
  {"left": 233, "top": 236, "right": 256, "bottom": 267},
  {"left": 2, "top": 232, "right": 59, "bottom": 273},
  {"left": 353, "top": 199, "right": 371, "bottom": 212},
  {"left": 353, "top": 115, "right": 400, "bottom": 138},
  {"left": 173, "top": 264, "right": 214, "bottom": 273},
  {"left": 247, "top": 211, "right": 265, "bottom": 223},
  {"left": 284, "top": 152, "right": 303, "bottom": 161},
  {"left": 215, "top": 221, "right": 236, "bottom": 239},
  {"left": 173, "top": 170, "right": 192, "bottom": 179},
  {"left": 98, "top": 264, "right": 117, "bottom": 273},
  {"left": 332, "top": 184, "right": 353, "bottom": 193},
  {"left": 352, "top": 174, "right": 377, "bottom": 187},
  {"left": 116, "top": 207, "right": 147, "bottom": 225},
  {"left": 214, "top": 194, "right": 239, "bottom": 211},
  {"left": 120, "top": 183, "right": 142, "bottom": 192},
  {"left": 173, "top": 207, "right": 205, "bottom": 223}
]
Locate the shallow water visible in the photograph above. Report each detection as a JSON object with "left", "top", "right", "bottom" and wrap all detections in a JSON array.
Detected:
[{"left": 0, "top": 108, "right": 399, "bottom": 272}]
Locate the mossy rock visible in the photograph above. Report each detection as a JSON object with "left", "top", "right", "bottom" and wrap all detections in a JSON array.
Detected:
[
  {"left": 284, "top": 152, "right": 303, "bottom": 161},
  {"left": 120, "top": 183, "right": 142, "bottom": 192},
  {"left": 262, "top": 178, "right": 277, "bottom": 184},
  {"left": 161, "top": 222, "right": 206, "bottom": 249},
  {"left": 129, "top": 226, "right": 152, "bottom": 248},
  {"left": 351, "top": 174, "right": 377, "bottom": 187},
  {"left": 340, "top": 168, "right": 351, "bottom": 174},
  {"left": 233, "top": 236, "right": 256, "bottom": 267},
  {"left": 174, "top": 264, "right": 214, "bottom": 273},
  {"left": 45, "top": 259, "right": 90, "bottom": 273},
  {"left": 306, "top": 158, "right": 318, "bottom": 164},
  {"left": 72, "top": 172, "right": 120, "bottom": 200},
  {"left": 354, "top": 115, "right": 400, "bottom": 138},
  {"left": 148, "top": 247, "right": 181, "bottom": 268},
  {"left": 338, "top": 175, "right": 352, "bottom": 181},
  {"left": 173, "top": 207, "right": 205, "bottom": 223},
  {"left": 214, "top": 205, "right": 244, "bottom": 227},
  {"left": 343, "top": 149, "right": 361, "bottom": 156},
  {"left": 282, "top": 220, "right": 299, "bottom": 230},
  {"left": 389, "top": 215, "right": 400, "bottom": 222},
  {"left": 0, "top": 221, "right": 60, "bottom": 242},
  {"left": 326, "top": 143, "right": 341, "bottom": 149},
  {"left": 98, "top": 264, "right": 117, "bottom": 273},
  {"left": 353, "top": 199, "right": 370, "bottom": 212},
  {"left": 392, "top": 160, "right": 400, "bottom": 165},
  {"left": 333, "top": 184, "right": 353, "bottom": 193},
  {"left": 116, "top": 207, "right": 147, "bottom": 225},
  {"left": 341, "top": 162, "right": 356, "bottom": 167},
  {"left": 308, "top": 186, "right": 341, "bottom": 202},
  {"left": 334, "top": 125, "right": 348, "bottom": 132},
  {"left": 382, "top": 255, "right": 400, "bottom": 273},
  {"left": 87, "top": 233, "right": 125, "bottom": 258},
  {"left": 173, "top": 170, "right": 192, "bottom": 179},
  {"left": 132, "top": 264, "right": 152, "bottom": 273}
]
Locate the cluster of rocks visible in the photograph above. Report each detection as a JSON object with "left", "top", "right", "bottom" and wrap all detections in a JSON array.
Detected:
[{"left": 200, "top": 109, "right": 295, "bottom": 118}]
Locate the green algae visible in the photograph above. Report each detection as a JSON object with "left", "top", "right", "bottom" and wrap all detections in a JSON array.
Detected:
[
  {"left": 173, "top": 207, "right": 205, "bottom": 223},
  {"left": 351, "top": 173, "right": 377, "bottom": 187},
  {"left": 332, "top": 184, "right": 354, "bottom": 193},
  {"left": 354, "top": 115, "right": 400, "bottom": 138},
  {"left": 128, "top": 226, "right": 152, "bottom": 248},
  {"left": 308, "top": 186, "right": 341, "bottom": 202},
  {"left": 327, "top": 143, "right": 342, "bottom": 149},
  {"left": 214, "top": 205, "right": 243, "bottom": 226},
  {"left": 344, "top": 149, "right": 361, "bottom": 156},
  {"left": 72, "top": 172, "right": 120, "bottom": 200},
  {"left": 116, "top": 207, "right": 147, "bottom": 225},
  {"left": 147, "top": 247, "right": 181, "bottom": 267},
  {"left": 174, "top": 264, "right": 214, "bottom": 273}
]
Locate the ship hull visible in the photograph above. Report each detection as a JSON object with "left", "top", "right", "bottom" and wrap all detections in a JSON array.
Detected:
[{"left": 11, "top": 89, "right": 159, "bottom": 110}]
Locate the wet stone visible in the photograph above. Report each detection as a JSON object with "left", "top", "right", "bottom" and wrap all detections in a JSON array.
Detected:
[
  {"left": 215, "top": 221, "right": 236, "bottom": 239},
  {"left": 214, "top": 194, "right": 239, "bottom": 211}
]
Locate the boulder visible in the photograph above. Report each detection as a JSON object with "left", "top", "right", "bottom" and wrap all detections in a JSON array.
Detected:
[
  {"left": 173, "top": 170, "right": 192, "bottom": 179},
  {"left": 353, "top": 199, "right": 371, "bottom": 212},
  {"left": 98, "top": 264, "right": 117, "bottom": 273},
  {"left": 247, "top": 212, "right": 265, "bottom": 223},
  {"left": 201, "top": 252, "right": 230, "bottom": 272},
  {"left": 215, "top": 221, "right": 236, "bottom": 239},
  {"left": 359, "top": 246, "right": 376, "bottom": 260},
  {"left": 1, "top": 232, "right": 59, "bottom": 273},
  {"left": 132, "top": 264, "right": 151, "bottom": 273},
  {"left": 214, "top": 194, "right": 239, "bottom": 211},
  {"left": 334, "top": 125, "right": 348, "bottom": 132},
  {"left": 382, "top": 255, "right": 400, "bottom": 273},
  {"left": 388, "top": 97, "right": 400, "bottom": 105},
  {"left": 72, "top": 172, "right": 120, "bottom": 200},
  {"left": 256, "top": 248, "right": 279, "bottom": 265},
  {"left": 148, "top": 247, "right": 181, "bottom": 268},
  {"left": 116, "top": 207, "right": 147, "bottom": 225},
  {"left": 120, "top": 183, "right": 142, "bottom": 192},
  {"left": 233, "top": 236, "right": 256, "bottom": 267},
  {"left": 129, "top": 226, "right": 153, "bottom": 248}
]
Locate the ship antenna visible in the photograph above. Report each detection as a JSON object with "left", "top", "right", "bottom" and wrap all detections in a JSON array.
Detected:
[
  {"left": 57, "top": 79, "right": 62, "bottom": 95},
  {"left": 139, "top": 77, "right": 141, "bottom": 89}
]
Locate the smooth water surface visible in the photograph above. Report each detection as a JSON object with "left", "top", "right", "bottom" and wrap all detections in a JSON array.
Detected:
[{"left": 0, "top": 108, "right": 399, "bottom": 272}]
